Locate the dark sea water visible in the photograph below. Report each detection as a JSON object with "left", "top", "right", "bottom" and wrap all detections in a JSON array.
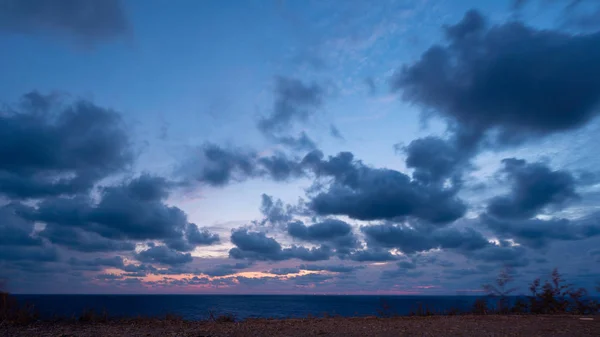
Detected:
[{"left": 14, "top": 295, "right": 500, "bottom": 320}]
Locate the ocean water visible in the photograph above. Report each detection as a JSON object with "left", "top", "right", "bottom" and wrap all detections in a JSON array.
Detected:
[{"left": 14, "top": 295, "right": 497, "bottom": 320}]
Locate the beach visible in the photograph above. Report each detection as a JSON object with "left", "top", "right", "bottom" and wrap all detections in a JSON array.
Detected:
[{"left": 4, "top": 315, "right": 599, "bottom": 337}]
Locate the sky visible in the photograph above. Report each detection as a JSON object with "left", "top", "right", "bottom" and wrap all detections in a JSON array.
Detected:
[{"left": 1, "top": 0, "right": 600, "bottom": 295}]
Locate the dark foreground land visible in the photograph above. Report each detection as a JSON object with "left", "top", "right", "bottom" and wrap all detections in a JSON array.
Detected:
[{"left": 3, "top": 315, "right": 599, "bottom": 337}]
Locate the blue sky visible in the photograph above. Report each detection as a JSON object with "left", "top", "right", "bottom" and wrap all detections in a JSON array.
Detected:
[{"left": 1, "top": 0, "right": 600, "bottom": 295}]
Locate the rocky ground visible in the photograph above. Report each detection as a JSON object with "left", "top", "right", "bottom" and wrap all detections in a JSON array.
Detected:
[{"left": 2, "top": 315, "right": 599, "bottom": 337}]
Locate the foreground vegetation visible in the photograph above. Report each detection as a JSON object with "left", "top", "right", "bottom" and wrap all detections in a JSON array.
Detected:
[{"left": 2, "top": 268, "right": 599, "bottom": 326}]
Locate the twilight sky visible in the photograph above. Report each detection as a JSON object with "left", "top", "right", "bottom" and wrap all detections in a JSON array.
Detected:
[{"left": 1, "top": 0, "right": 600, "bottom": 295}]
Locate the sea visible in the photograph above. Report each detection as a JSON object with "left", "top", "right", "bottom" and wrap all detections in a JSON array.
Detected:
[{"left": 14, "top": 295, "right": 500, "bottom": 320}]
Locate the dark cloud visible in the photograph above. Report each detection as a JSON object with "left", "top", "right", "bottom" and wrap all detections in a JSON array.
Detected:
[
  {"left": 259, "top": 194, "right": 295, "bottom": 227},
  {"left": 186, "top": 224, "right": 220, "bottom": 246},
  {"left": 443, "top": 265, "right": 495, "bottom": 279},
  {"left": 228, "top": 228, "right": 332, "bottom": 261},
  {"left": 0, "top": 204, "right": 42, "bottom": 247},
  {"left": 256, "top": 152, "right": 305, "bottom": 182},
  {"left": 68, "top": 256, "right": 125, "bottom": 271},
  {"left": 182, "top": 143, "right": 258, "bottom": 187},
  {"left": 403, "top": 136, "right": 467, "bottom": 186},
  {"left": 288, "top": 219, "right": 351, "bottom": 240},
  {"left": 39, "top": 225, "right": 135, "bottom": 252},
  {"left": 487, "top": 158, "right": 579, "bottom": 220},
  {"left": 0, "top": 92, "right": 132, "bottom": 199},
  {"left": 304, "top": 151, "right": 466, "bottom": 223},
  {"left": 257, "top": 77, "right": 325, "bottom": 152},
  {"left": 284, "top": 245, "right": 332, "bottom": 261},
  {"left": 135, "top": 245, "right": 193, "bottom": 266},
  {"left": 299, "top": 264, "right": 363, "bottom": 273},
  {"left": 202, "top": 262, "right": 252, "bottom": 277},
  {"left": 0, "top": 244, "right": 58, "bottom": 263},
  {"left": 287, "top": 219, "right": 359, "bottom": 253},
  {"left": 230, "top": 229, "right": 282, "bottom": 257},
  {"left": 347, "top": 248, "right": 398, "bottom": 262},
  {"left": 258, "top": 77, "right": 324, "bottom": 134},
  {"left": 362, "top": 223, "right": 489, "bottom": 255},
  {"left": 29, "top": 174, "right": 219, "bottom": 254},
  {"left": 86, "top": 176, "right": 188, "bottom": 241},
  {"left": 0, "top": 0, "right": 129, "bottom": 43},
  {"left": 483, "top": 212, "right": 600, "bottom": 249},
  {"left": 470, "top": 242, "right": 529, "bottom": 267},
  {"left": 268, "top": 267, "right": 301, "bottom": 275},
  {"left": 0, "top": 204, "right": 58, "bottom": 263},
  {"left": 393, "top": 9, "right": 600, "bottom": 150},
  {"left": 180, "top": 144, "right": 305, "bottom": 187}
]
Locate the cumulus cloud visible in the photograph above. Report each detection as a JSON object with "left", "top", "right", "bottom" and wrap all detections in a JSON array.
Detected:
[
  {"left": 392, "top": 10, "right": 600, "bottom": 149},
  {"left": 347, "top": 248, "right": 398, "bottom": 262},
  {"left": 135, "top": 245, "right": 193, "bottom": 266},
  {"left": 287, "top": 219, "right": 359, "bottom": 252},
  {"left": 186, "top": 224, "right": 220, "bottom": 246},
  {"left": 362, "top": 222, "right": 489, "bottom": 255},
  {"left": 0, "top": 92, "right": 132, "bottom": 199},
  {"left": 304, "top": 150, "right": 466, "bottom": 223},
  {"left": 0, "top": 0, "right": 129, "bottom": 44},
  {"left": 483, "top": 212, "right": 600, "bottom": 249},
  {"left": 228, "top": 228, "right": 332, "bottom": 262},
  {"left": 486, "top": 158, "right": 579, "bottom": 220}
]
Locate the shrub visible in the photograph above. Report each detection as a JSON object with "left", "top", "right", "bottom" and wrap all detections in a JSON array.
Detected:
[
  {"left": 1, "top": 291, "right": 39, "bottom": 325},
  {"left": 471, "top": 298, "right": 488, "bottom": 315},
  {"left": 208, "top": 310, "right": 235, "bottom": 323},
  {"left": 482, "top": 266, "right": 516, "bottom": 314}
]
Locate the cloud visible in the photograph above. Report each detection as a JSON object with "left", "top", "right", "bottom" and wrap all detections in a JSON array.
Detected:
[
  {"left": 288, "top": 219, "right": 352, "bottom": 240},
  {"left": 287, "top": 219, "right": 359, "bottom": 253},
  {"left": 135, "top": 245, "right": 193, "bottom": 266},
  {"left": 273, "top": 132, "right": 318, "bottom": 152},
  {"left": 68, "top": 256, "right": 125, "bottom": 270},
  {"left": 403, "top": 136, "right": 467, "bottom": 186},
  {"left": 299, "top": 264, "right": 363, "bottom": 273},
  {"left": 486, "top": 158, "right": 579, "bottom": 220},
  {"left": 483, "top": 212, "right": 600, "bottom": 249},
  {"left": 257, "top": 76, "right": 325, "bottom": 152},
  {"left": 0, "top": 92, "right": 132, "bottom": 199},
  {"left": 329, "top": 124, "right": 344, "bottom": 140},
  {"left": 39, "top": 225, "right": 135, "bottom": 252},
  {"left": 228, "top": 228, "right": 332, "bottom": 261},
  {"left": 470, "top": 242, "right": 529, "bottom": 267},
  {"left": 361, "top": 223, "right": 489, "bottom": 255},
  {"left": 179, "top": 144, "right": 305, "bottom": 187},
  {"left": 259, "top": 194, "right": 295, "bottom": 227},
  {"left": 202, "top": 262, "right": 252, "bottom": 277},
  {"left": 29, "top": 174, "right": 220, "bottom": 253},
  {"left": 0, "top": 204, "right": 58, "bottom": 263},
  {"left": 186, "top": 224, "right": 220, "bottom": 246},
  {"left": 0, "top": 0, "right": 129, "bottom": 44},
  {"left": 392, "top": 9, "right": 600, "bottom": 150},
  {"left": 268, "top": 267, "right": 301, "bottom": 275},
  {"left": 304, "top": 151, "right": 466, "bottom": 223},
  {"left": 347, "top": 248, "right": 397, "bottom": 262},
  {"left": 258, "top": 76, "right": 324, "bottom": 134}
]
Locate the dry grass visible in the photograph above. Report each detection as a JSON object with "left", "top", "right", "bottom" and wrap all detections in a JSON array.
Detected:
[{"left": 2, "top": 315, "right": 600, "bottom": 337}]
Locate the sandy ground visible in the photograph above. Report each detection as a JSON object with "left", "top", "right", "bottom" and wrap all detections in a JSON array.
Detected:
[{"left": 2, "top": 315, "right": 599, "bottom": 337}]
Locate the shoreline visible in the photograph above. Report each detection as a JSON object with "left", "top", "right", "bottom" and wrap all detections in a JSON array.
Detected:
[{"left": 3, "top": 315, "right": 599, "bottom": 337}]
